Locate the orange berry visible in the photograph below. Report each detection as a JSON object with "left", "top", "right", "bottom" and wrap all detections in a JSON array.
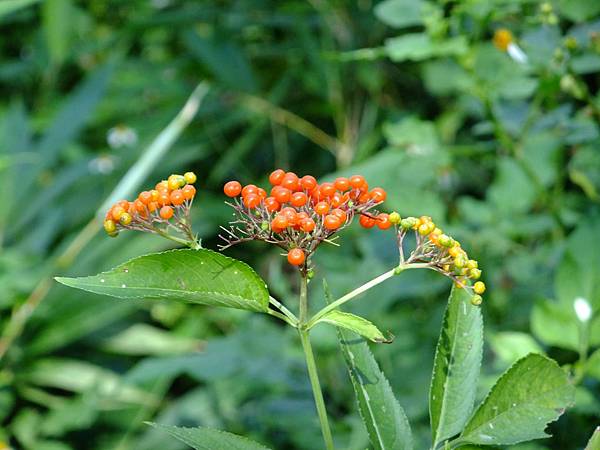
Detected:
[
  {"left": 359, "top": 214, "right": 376, "bottom": 228},
  {"left": 314, "top": 201, "right": 330, "bottom": 215},
  {"left": 138, "top": 191, "right": 152, "bottom": 205},
  {"left": 319, "top": 182, "right": 336, "bottom": 198},
  {"left": 300, "top": 217, "right": 316, "bottom": 232},
  {"left": 150, "top": 190, "right": 160, "bottom": 202},
  {"left": 160, "top": 205, "right": 174, "bottom": 220},
  {"left": 257, "top": 187, "right": 267, "bottom": 199},
  {"left": 158, "top": 192, "right": 171, "bottom": 206},
  {"left": 269, "top": 169, "right": 286, "bottom": 186},
  {"left": 272, "top": 186, "right": 291, "bottom": 203},
  {"left": 331, "top": 208, "right": 347, "bottom": 223},
  {"left": 291, "top": 192, "right": 308, "bottom": 207},
  {"left": 156, "top": 180, "right": 169, "bottom": 191},
  {"left": 330, "top": 192, "right": 343, "bottom": 208},
  {"left": 376, "top": 213, "right": 392, "bottom": 230},
  {"left": 111, "top": 206, "right": 125, "bottom": 221},
  {"left": 241, "top": 184, "right": 258, "bottom": 197},
  {"left": 370, "top": 187, "right": 387, "bottom": 203},
  {"left": 334, "top": 177, "right": 350, "bottom": 191},
  {"left": 358, "top": 191, "right": 371, "bottom": 203},
  {"left": 170, "top": 189, "right": 185, "bottom": 206},
  {"left": 324, "top": 214, "right": 342, "bottom": 230},
  {"left": 287, "top": 248, "right": 305, "bottom": 266},
  {"left": 134, "top": 199, "right": 146, "bottom": 214},
  {"left": 281, "top": 173, "right": 300, "bottom": 191},
  {"left": 224, "top": 181, "right": 242, "bottom": 197},
  {"left": 349, "top": 175, "right": 366, "bottom": 189},
  {"left": 300, "top": 175, "right": 317, "bottom": 191},
  {"left": 243, "top": 194, "right": 261, "bottom": 208},
  {"left": 264, "top": 196, "right": 280, "bottom": 212},
  {"left": 272, "top": 215, "right": 289, "bottom": 230},
  {"left": 148, "top": 201, "right": 159, "bottom": 212},
  {"left": 280, "top": 207, "right": 298, "bottom": 226},
  {"left": 182, "top": 184, "right": 196, "bottom": 200}
]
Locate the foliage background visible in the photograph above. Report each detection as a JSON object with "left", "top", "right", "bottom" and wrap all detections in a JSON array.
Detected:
[{"left": 1, "top": 0, "right": 600, "bottom": 449}]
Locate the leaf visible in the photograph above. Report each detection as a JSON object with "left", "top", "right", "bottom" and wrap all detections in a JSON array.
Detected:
[
  {"left": 102, "top": 324, "right": 203, "bottom": 356},
  {"left": 313, "top": 310, "right": 389, "bottom": 343},
  {"left": 488, "top": 331, "right": 544, "bottom": 368},
  {"left": 147, "top": 423, "right": 273, "bottom": 450},
  {"left": 557, "top": 0, "right": 600, "bottom": 22},
  {"left": 585, "top": 426, "right": 600, "bottom": 450},
  {"left": 385, "top": 34, "right": 468, "bottom": 62},
  {"left": 374, "top": 0, "right": 424, "bottom": 28},
  {"left": 42, "top": 0, "right": 73, "bottom": 66},
  {"left": 326, "top": 282, "right": 412, "bottom": 450},
  {"left": 0, "top": 0, "right": 41, "bottom": 19},
  {"left": 429, "top": 286, "right": 483, "bottom": 447},
  {"left": 55, "top": 249, "right": 269, "bottom": 313},
  {"left": 459, "top": 353, "right": 575, "bottom": 446}
]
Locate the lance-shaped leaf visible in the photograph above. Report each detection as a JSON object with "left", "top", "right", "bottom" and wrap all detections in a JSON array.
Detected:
[
  {"left": 313, "top": 310, "right": 390, "bottom": 343},
  {"left": 458, "top": 353, "right": 575, "bottom": 446},
  {"left": 585, "top": 426, "right": 600, "bottom": 450},
  {"left": 429, "top": 286, "right": 483, "bottom": 447},
  {"left": 55, "top": 249, "right": 269, "bottom": 313},
  {"left": 148, "top": 423, "right": 272, "bottom": 450},
  {"left": 324, "top": 281, "right": 412, "bottom": 450}
]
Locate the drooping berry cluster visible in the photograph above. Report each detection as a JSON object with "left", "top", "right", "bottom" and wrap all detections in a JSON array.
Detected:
[
  {"left": 220, "top": 169, "right": 388, "bottom": 269},
  {"left": 382, "top": 213, "right": 486, "bottom": 305},
  {"left": 103, "top": 172, "right": 199, "bottom": 247}
]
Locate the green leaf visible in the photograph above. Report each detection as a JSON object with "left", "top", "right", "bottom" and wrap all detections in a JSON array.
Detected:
[
  {"left": 429, "top": 286, "right": 483, "bottom": 447},
  {"left": 313, "top": 310, "right": 390, "bottom": 343},
  {"left": 385, "top": 33, "right": 468, "bottom": 62},
  {"left": 147, "top": 423, "right": 272, "bottom": 450},
  {"left": 489, "top": 331, "right": 543, "bottom": 368},
  {"left": 42, "top": 0, "right": 73, "bottom": 66},
  {"left": 326, "top": 282, "right": 412, "bottom": 450},
  {"left": 585, "top": 426, "right": 600, "bottom": 450},
  {"left": 374, "top": 0, "right": 424, "bottom": 28},
  {"left": 0, "top": 0, "right": 41, "bottom": 19},
  {"left": 102, "top": 324, "right": 203, "bottom": 356},
  {"left": 557, "top": 0, "right": 600, "bottom": 22},
  {"left": 459, "top": 353, "right": 575, "bottom": 446},
  {"left": 55, "top": 249, "right": 269, "bottom": 313}
]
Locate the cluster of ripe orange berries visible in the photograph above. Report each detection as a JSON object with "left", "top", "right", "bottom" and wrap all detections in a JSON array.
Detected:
[
  {"left": 222, "top": 169, "right": 388, "bottom": 267},
  {"left": 103, "top": 172, "right": 197, "bottom": 237},
  {"left": 395, "top": 215, "right": 486, "bottom": 305}
]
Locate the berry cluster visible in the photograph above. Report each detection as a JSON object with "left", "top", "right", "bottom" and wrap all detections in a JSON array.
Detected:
[
  {"left": 103, "top": 172, "right": 200, "bottom": 248},
  {"left": 386, "top": 214, "right": 486, "bottom": 305},
  {"left": 220, "top": 170, "right": 388, "bottom": 269}
]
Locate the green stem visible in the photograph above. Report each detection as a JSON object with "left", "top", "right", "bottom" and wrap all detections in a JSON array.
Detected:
[
  {"left": 307, "top": 262, "right": 429, "bottom": 328},
  {"left": 298, "top": 275, "right": 335, "bottom": 450}
]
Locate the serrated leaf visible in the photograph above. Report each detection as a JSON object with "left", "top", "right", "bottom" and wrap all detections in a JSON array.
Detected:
[
  {"left": 325, "top": 281, "right": 412, "bottom": 450},
  {"left": 55, "top": 249, "right": 269, "bottom": 313},
  {"left": 459, "top": 353, "right": 575, "bottom": 446},
  {"left": 314, "top": 310, "right": 389, "bottom": 343},
  {"left": 430, "top": 285, "right": 483, "bottom": 447},
  {"left": 147, "top": 423, "right": 272, "bottom": 450}
]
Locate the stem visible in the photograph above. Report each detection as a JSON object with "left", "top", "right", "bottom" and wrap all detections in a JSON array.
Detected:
[
  {"left": 298, "top": 275, "right": 335, "bottom": 450},
  {"left": 307, "top": 262, "right": 429, "bottom": 328},
  {"left": 269, "top": 296, "right": 298, "bottom": 325}
]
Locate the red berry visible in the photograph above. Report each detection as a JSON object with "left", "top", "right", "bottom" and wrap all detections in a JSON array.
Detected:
[
  {"left": 287, "top": 248, "right": 305, "bottom": 266},
  {"left": 272, "top": 215, "right": 288, "bottom": 230},
  {"left": 224, "top": 181, "right": 242, "bottom": 197},
  {"left": 320, "top": 182, "right": 336, "bottom": 198},
  {"left": 300, "top": 175, "right": 317, "bottom": 191},
  {"left": 376, "top": 213, "right": 392, "bottom": 230},
  {"left": 281, "top": 173, "right": 300, "bottom": 191},
  {"left": 241, "top": 184, "right": 258, "bottom": 197},
  {"left": 290, "top": 192, "right": 308, "bottom": 207},
  {"left": 370, "top": 187, "right": 387, "bottom": 203},
  {"left": 160, "top": 205, "right": 174, "bottom": 220},
  {"left": 269, "top": 169, "right": 286, "bottom": 186},
  {"left": 331, "top": 208, "right": 347, "bottom": 223},
  {"left": 359, "top": 214, "right": 376, "bottom": 228},
  {"left": 272, "top": 186, "right": 291, "bottom": 203},
  {"left": 280, "top": 207, "right": 298, "bottom": 226}
]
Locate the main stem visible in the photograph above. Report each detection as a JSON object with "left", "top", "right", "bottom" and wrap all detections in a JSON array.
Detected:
[{"left": 298, "top": 275, "right": 335, "bottom": 450}]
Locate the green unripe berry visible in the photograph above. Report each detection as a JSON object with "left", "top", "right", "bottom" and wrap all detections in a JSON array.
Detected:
[
  {"left": 438, "top": 234, "right": 453, "bottom": 247},
  {"left": 466, "top": 259, "right": 478, "bottom": 270},
  {"left": 401, "top": 217, "right": 417, "bottom": 230},
  {"left": 389, "top": 212, "right": 401, "bottom": 225},
  {"left": 471, "top": 294, "right": 483, "bottom": 306},
  {"left": 469, "top": 268, "right": 482, "bottom": 280},
  {"left": 307, "top": 268, "right": 315, "bottom": 279},
  {"left": 261, "top": 221, "right": 269, "bottom": 231},
  {"left": 453, "top": 254, "right": 467, "bottom": 269}
]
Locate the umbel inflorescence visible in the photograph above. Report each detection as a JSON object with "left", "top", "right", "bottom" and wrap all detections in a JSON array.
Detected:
[
  {"left": 101, "top": 169, "right": 486, "bottom": 305},
  {"left": 103, "top": 172, "right": 200, "bottom": 248}
]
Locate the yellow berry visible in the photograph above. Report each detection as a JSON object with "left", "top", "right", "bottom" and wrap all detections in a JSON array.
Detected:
[
  {"left": 438, "top": 234, "right": 453, "bottom": 247},
  {"left": 466, "top": 259, "right": 478, "bottom": 270},
  {"left": 119, "top": 212, "right": 132, "bottom": 226},
  {"left": 184, "top": 171, "right": 197, "bottom": 184},
  {"left": 389, "top": 212, "right": 401, "bottom": 224},
  {"left": 473, "top": 281, "right": 486, "bottom": 295},
  {"left": 168, "top": 174, "right": 185, "bottom": 190},
  {"left": 469, "top": 268, "right": 482, "bottom": 280},
  {"left": 103, "top": 219, "right": 116, "bottom": 234},
  {"left": 471, "top": 294, "right": 483, "bottom": 306},
  {"left": 454, "top": 254, "right": 467, "bottom": 269}
]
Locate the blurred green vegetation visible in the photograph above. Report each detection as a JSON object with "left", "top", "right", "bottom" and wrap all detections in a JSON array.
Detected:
[{"left": 1, "top": 0, "right": 600, "bottom": 449}]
